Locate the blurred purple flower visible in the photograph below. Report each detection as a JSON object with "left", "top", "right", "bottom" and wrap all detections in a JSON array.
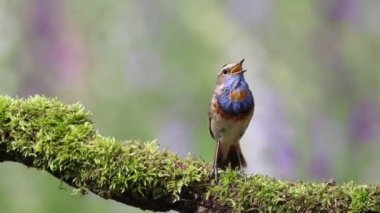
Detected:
[
  {"left": 349, "top": 100, "right": 380, "bottom": 143},
  {"left": 273, "top": 143, "right": 297, "bottom": 179},
  {"left": 308, "top": 117, "right": 340, "bottom": 180},
  {"left": 254, "top": 87, "right": 297, "bottom": 179},
  {"left": 310, "top": 152, "right": 331, "bottom": 180},
  {"left": 31, "top": 0, "right": 60, "bottom": 38},
  {"left": 320, "top": 0, "right": 358, "bottom": 23},
  {"left": 19, "top": 0, "right": 87, "bottom": 96}
]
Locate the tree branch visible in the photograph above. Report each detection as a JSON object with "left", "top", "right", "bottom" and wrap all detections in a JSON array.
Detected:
[{"left": 0, "top": 96, "right": 379, "bottom": 212}]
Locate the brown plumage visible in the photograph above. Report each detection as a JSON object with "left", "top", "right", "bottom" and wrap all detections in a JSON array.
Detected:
[{"left": 208, "top": 59, "right": 254, "bottom": 178}]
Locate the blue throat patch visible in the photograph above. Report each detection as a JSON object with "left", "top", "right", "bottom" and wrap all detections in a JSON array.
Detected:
[{"left": 217, "top": 74, "right": 254, "bottom": 115}]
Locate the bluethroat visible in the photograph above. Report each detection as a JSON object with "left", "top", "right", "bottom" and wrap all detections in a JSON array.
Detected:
[{"left": 208, "top": 59, "right": 254, "bottom": 179}]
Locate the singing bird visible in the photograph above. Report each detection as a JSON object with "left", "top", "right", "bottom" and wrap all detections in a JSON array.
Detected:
[{"left": 208, "top": 59, "right": 254, "bottom": 178}]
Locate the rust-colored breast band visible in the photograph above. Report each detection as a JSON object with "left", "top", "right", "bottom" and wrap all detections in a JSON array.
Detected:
[
  {"left": 229, "top": 90, "right": 248, "bottom": 102},
  {"left": 212, "top": 102, "right": 254, "bottom": 121}
]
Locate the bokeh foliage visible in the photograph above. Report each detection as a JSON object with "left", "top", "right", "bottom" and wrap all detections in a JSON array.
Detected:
[{"left": 0, "top": 0, "right": 380, "bottom": 212}]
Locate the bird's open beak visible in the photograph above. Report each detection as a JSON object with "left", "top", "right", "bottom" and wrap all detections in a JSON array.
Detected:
[{"left": 230, "top": 59, "right": 246, "bottom": 74}]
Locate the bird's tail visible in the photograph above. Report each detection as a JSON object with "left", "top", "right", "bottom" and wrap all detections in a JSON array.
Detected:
[{"left": 214, "top": 142, "right": 247, "bottom": 170}]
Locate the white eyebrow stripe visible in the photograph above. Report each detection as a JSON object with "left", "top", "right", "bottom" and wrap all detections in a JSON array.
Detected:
[{"left": 221, "top": 63, "right": 235, "bottom": 70}]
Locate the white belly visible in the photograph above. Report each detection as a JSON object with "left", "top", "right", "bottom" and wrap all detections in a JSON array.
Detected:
[{"left": 210, "top": 113, "right": 252, "bottom": 145}]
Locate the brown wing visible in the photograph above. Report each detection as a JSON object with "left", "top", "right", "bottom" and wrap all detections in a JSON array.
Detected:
[{"left": 208, "top": 105, "right": 215, "bottom": 140}]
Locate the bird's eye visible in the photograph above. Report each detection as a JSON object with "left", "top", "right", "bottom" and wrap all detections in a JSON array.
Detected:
[{"left": 222, "top": 69, "right": 228, "bottom": 74}]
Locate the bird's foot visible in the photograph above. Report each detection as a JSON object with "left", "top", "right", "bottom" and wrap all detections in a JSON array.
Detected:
[{"left": 212, "top": 165, "right": 219, "bottom": 182}]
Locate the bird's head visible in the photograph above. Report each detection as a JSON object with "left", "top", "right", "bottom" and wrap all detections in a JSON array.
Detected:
[{"left": 216, "top": 59, "right": 247, "bottom": 85}]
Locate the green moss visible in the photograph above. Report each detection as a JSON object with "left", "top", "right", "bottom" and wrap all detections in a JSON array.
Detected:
[{"left": 0, "top": 95, "right": 380, "bottom": 212}]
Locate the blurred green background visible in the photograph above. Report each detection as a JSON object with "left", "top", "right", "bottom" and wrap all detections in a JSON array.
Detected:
[{"left": 1, "top": 0, "right": 380, "bottom": 212}]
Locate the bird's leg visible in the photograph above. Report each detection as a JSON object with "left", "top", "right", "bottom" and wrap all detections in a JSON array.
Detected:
[
  {"left": 237, "top": 152, "right": 246, "bottom": 175},
  {"left": 235, "top": 144, "right": 247, "bottom": 182},
  {"left": 213, "top": 141, "right": 220, "bottom": 181}
]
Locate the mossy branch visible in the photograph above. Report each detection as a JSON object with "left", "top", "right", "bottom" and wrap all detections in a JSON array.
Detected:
[{"left": 0, "top": 96, "right": 380, "bottom": 212}]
